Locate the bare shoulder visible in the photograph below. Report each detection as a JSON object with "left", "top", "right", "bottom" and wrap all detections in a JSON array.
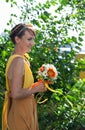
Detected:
[
  {"left": 8, "top": 57, "right": 24, "bottom": 79},
  {"left": 12, "top": 57, "right": 24, "bottom": 67}
]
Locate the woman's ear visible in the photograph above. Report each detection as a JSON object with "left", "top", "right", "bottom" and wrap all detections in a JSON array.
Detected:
[{"left": 15, "top": 36, "right": 20, "bottom": 44}]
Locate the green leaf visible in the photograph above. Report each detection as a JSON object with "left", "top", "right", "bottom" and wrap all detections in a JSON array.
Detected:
[
  {"left": 78, "top": 37, "right": 84, "bottom": 42},
  {"left": 5, "top": 0, "right": 9, "bottom": 2},
  {"left": 2, "top": 51, "right": 8, "bottom": 57},
  {"left": 59, "top": 0, "right": 68, "bottom": 5}
]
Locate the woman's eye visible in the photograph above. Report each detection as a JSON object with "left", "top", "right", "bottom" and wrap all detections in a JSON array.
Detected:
[{"left": 28, "top": 38, "right": 32, "bottom": 41}]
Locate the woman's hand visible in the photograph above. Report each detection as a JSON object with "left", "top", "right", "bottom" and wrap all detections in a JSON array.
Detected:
[{"left": 31, "top": 81, "right": 47, "bottom": 93}]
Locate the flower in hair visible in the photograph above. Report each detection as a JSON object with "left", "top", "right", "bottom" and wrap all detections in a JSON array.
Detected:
[
  {"left": 28, "top": 23, "right": 34, "bottom": 27},
  {"left": 27, "top": 23, "right": 36, "bottom": 35}
]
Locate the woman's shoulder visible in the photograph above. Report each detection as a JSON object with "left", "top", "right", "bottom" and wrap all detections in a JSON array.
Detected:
[
  {"left": 6, "top": 55, "right": 24, "bottom": 71},
  {"left": 10, "top": 55, "right": 24, "bottom": 67},
  {"left": 7, "top": 54, "right": 24, "bottom": 66},
  {"left": 7, "top": 55, "right": 24, "bottom": 79}
]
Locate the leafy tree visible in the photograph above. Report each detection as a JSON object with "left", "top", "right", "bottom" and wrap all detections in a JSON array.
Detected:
[{"left": 0, "top": 0, "right": 85, "bottom": 129}]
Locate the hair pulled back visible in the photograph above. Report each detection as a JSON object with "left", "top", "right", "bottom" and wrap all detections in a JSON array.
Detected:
[{"left": 10, "top": 23, "right": 36, "bottom": 44}]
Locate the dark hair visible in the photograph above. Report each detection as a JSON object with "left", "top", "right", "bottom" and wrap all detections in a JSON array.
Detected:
[{"left": 10, "top": 23, "right": 35, "bottom": 44}]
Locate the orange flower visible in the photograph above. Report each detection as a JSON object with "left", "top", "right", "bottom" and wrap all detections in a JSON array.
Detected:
[
  {"left": 47, "top": 68, "right": 56, "bottom": 78},
  {"left": 27, "top": 23, "right": 36, "bottom": 36},
  {"left": 39, "top": 66, "right": 45, "bottom": 72},
  {"left": 28, "top": 23, "right": 33, "bottom": 27}
]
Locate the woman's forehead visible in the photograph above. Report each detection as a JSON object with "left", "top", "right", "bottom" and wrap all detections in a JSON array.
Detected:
[
  {"left": 22, "top": 31, "right": 35, "bottom": 39},
  {"left": 25, "top": 30, "right": 35, "bottom": 37}
]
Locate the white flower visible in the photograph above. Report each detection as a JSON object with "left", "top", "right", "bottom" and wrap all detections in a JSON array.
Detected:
[{"left": 37, "top": 64, "right": 58, "bottom": 83}]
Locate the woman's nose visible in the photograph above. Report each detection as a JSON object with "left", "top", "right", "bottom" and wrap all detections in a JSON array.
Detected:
[{"left": 31, "top": 40, "right": 35, "bottom": 46}]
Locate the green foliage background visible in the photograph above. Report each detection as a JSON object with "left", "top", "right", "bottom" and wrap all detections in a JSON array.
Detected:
[{"left": 0, "top": 0, "right": 85, "bottom": 129}]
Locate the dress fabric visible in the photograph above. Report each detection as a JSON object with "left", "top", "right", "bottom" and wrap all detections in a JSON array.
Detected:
[{"left": 2, "top": 54, "right": 39, "bottom": 130}]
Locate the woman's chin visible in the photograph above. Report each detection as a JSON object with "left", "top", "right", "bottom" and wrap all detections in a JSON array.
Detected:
[{"left": 27, "top": 49, "right": 31, "bottom": 53}]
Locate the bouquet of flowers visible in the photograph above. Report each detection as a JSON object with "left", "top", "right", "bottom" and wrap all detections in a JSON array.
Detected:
[
  {"left": 37, "top": 64, "right": 58, "bottom": 92},
  {"left": 36, "top": 64, "right": 73, "bottom": 107}
]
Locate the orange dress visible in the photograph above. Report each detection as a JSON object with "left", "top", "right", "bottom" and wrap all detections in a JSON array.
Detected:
[{"left": 2, "top": 54, "right": 39, "bottom": 130}]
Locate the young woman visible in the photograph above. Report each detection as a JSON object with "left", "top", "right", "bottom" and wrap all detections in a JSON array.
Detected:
[{"left": 2, "top": 23, "right": 46, "bottom": 130}]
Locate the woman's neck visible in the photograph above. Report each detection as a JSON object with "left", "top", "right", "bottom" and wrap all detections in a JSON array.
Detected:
[{"left": 12, "top": 46, "right": 25, "bottom": 56}]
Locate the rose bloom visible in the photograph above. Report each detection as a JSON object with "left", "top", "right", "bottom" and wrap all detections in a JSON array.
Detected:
[
  {"left": 39, "top": 66, "right": 45, "bottom": 72},
  {"left": 47, "top": 68, "right": 57, "bottom": 78}
]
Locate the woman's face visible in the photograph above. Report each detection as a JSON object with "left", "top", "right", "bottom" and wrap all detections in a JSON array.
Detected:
[{"left": 17, "top": 30, "right": 35, "bottom": 53}]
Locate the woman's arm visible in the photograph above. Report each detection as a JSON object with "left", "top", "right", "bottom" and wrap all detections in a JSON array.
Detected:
[{"left": 8, "top": 57, "right": 45, "bottom": 99}]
